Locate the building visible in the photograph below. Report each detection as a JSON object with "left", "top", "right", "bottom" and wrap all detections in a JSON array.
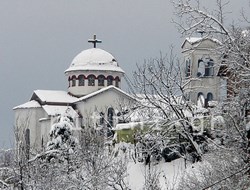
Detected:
[
  {"left": 13, "top": 35, "right": 135, "bottom": 152},
  {"left": 181, "top": 37, "right": 227, "bottom": 107}
]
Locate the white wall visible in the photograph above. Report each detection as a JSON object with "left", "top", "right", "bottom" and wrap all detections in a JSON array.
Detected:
[
  {"left": 76, "top": 89, "right": 134, "bottom": 127},
  {"left": 14, "top": 107, "right": 44, "bottom": 152}
]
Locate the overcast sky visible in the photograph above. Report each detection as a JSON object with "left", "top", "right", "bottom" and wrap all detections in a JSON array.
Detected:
[{"left": 0, "top": 0, "right": 249, "bottom": 148}]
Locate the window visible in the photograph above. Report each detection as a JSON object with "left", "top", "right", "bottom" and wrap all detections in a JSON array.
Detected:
[
  {"left": 68, "top": 76, "right": 71, "bottom": 87},
  {"left": 115, "top": 77, "right": 120, "bottom": 87},
  {"left": 72, "top": 75, "right": 76, "bottom": 87},
  {"left": 198, "top": 57, "right": 214, "bottom": 77},
  {"left": 197, "top": 59, "right": 205, "bottom": 77},
  {"left": 207, "top": 92, "right": 213, "bottom": 101},
  {"left": 78, "top": 75, "right": 85, "bottom": 86},
  {"left": 107, "top": 107, "right": 114, "bottom": 128},
  {"left": 88, "top": 75, "right": 95, "bottom": 86},
  {"left": 197, "top": 92, "right": 205, "bottom": 107},
  {"left": 107, "top": 76, "right": 113, "bottom": 86},
  {"left": 205, "top": 59, "right": 214, "bottom": 76},
  {"left": 185, "top": 59, "right": 191, "bottom": 77},
  {"left": 98, "top": 75, "right": 105, "bottom": 86},
  {"left": 25, "top": 128, "right": 30, "bottom": 159},
  {"left": 41, "top": 137, "right": 44, "bottom": 149}
]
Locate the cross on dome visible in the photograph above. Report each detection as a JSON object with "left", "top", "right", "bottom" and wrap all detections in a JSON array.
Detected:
[{"left": 88, "top": 34, "right": 102, "bottom": 48}]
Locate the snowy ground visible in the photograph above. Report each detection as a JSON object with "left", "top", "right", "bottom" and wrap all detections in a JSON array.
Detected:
[
  {"left": 113, "top": 142, "right": 186, "bottom": 189},
  {"left": 126, "top": 159, "right": 185, "bottom": 190}
]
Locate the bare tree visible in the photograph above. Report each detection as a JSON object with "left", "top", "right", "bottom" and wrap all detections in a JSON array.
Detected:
[{"left": 130, "top": 49, "right": 206, "bottom": 161}]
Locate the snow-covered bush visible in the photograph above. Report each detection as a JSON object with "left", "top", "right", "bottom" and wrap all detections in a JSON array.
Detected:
[{"left": 47, "top": 115, "right": 78, "bottom": 152}]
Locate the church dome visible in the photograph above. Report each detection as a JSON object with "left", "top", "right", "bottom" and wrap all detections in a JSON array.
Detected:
[{"left": 65, "top": 48, "right": 124, "bottom": 73}]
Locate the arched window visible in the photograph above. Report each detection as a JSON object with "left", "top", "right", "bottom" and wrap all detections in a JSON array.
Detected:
[
  {"left": 197, "top": 59, "right": 205, "bottom": 77},
  {"left": 107, "top": 76, "right": 113, "bottom": 86},
  {"left": 88, "top": 75, "right": 95, "bottom": 86},
  {"left": 207, "top": 92, "right": 213, "bottom": 101},
  {"left": 98, "top": 75, "right": 105, "bottom": 86},
  {"left": 68, "top": 76, "right": 71, "bottom": 87},
  {"left": 41, "top": 137, "right": 44, "bottom": 149},
  {"left": 197, "top": 92, "right": 205, "bottom": 107},
  {"left": 185, "top": 59, "right": 191, "bottom": 77},
  {"left": 198, "top": 57, "right": 214, "bottom": 77},
  {"left": 72, "top": 75, "right": 76, "bottom": 87},
  {"left": 205, "top": 59, "right": 214, "bottom": 76},
  {"left": 78, "top": 75, "right": 85, "bottom": 86},
  {"left": 107, "top": 107, "right": 114, "bottom": 128},
  {"left": 115, "top": 77, "right": 120, "bottom": 87},
  {"left": 25, "top": 128, "right": 30, "bottom": 159}
]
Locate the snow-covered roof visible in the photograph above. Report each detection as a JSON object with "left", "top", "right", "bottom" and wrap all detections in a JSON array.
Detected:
[
  {"left": 42, "top": 105, "right": 78, "bottom": 117},
  {"left": 76, "top": 85, "right": 135, "bottom": 102},
  {"left": 114, "top": 122, "right": 144, "bottom": 130},
  {"left": 31, "top": 90, "right": 78, "bottom": 104},
  {"left": 13, "top": 100, "right": 41, "bottom": 110},
  {"left": 65, "top": 48, "right": 124, "bottom": 73},
  {"left": 181, "top": 37, "right": 221, "bottom": 48},
  {"left": 185, "top": 37, "right": 203, "bottom": 44}
]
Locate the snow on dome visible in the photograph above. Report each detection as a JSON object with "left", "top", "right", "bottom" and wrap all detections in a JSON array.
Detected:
[{"left": 65, "top": 48, "right": 124, "bottom": 73}]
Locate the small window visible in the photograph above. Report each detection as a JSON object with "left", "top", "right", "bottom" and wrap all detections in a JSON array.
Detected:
[
  {"left": 25, "top": 128, "right": 30, "bottom": 159},
  {"left": 205, "top": 59, "right": 214, "bottom": 76},
  {"left": 98, "top": 75, "right": 105, "bottom": 86},
  {"left": 115, "top": 77, "right": 120, "bottom": 87},
  {"left": 107, "top": 76, "right": 113, "bottom": 86},
  {"left": 78, "top": 75, "right": 85, "bottom": 86},
  {"left": 68, "top": 76, "right": 71, "bottom": 87},
  {"left": 185, "top": 59, "right": 191, "bottom": 77},
  {"left": 107, "top": 107, "right": 114, "bottom": 128},
  {"left": 88, "top": 75, "right": 95, "bottom": 86},
  {"left": 197, "top": 59, "right": 205, "bottom": 77},
  {"left": 197, "top": 92, "right": 205, "bottom": 107},
  {"left": 72, "top": 76, "right": 76, "bottom": 87},
  {"left": 207, "top": 92, "right": 213, "bottom": 101},
  {"left": 198, "top": 57, "right": 214, "bottom": 77}
]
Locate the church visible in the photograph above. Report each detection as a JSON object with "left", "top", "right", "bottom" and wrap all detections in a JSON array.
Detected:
[
  {"left": 13, "top": 34, "right": 229, "bottom": 152},
  {"left": 13, "top": 35, "right": 136, "bottom": 151}
]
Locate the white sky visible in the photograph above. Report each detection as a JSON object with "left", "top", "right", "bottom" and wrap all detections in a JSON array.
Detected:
[{"left": 0, "top": 0, "right": 249, "bottom": 148}]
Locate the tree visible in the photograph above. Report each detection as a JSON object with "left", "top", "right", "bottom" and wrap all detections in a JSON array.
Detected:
[
  {"left": 47, "top": 115, "right": 78, "bottom": 151},
  {"left": 23, "top": 114, "right": 129, "bottom": 190},
  {"left": 130, "top": 50, "right": 205, "bottom": 161}
]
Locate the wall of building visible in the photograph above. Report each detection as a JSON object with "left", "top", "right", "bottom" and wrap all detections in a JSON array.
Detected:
[
  {"left": 14, "top": 107, "right": 44, "bottom": 153},
  {"left": 76, "top": 90, "right": 134, "bottom": 127}
]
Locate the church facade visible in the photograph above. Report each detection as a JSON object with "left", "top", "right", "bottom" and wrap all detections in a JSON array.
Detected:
[{"left": 13, "top": 35, "right": 135, "bottom": 152}]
